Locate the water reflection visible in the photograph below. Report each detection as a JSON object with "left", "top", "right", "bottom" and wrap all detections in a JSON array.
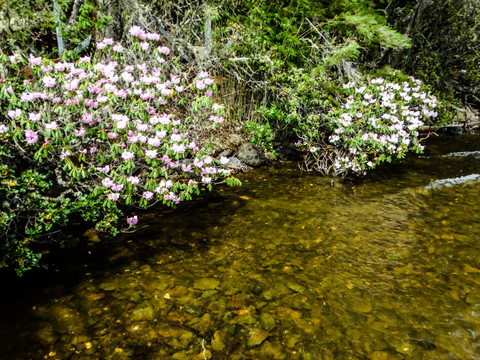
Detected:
[{"left": 1, "top": 133, "right": 480, "bottom": 359}]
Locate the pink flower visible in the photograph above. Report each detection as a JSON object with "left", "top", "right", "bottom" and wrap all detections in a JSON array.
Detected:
[
  {"left": 96, "top": 42, "right": 106, "bottom": 50},
  {"left": 107, "top": 132, "right": 118, "bottom": 139},
  {"left": 29, "top": 55, "right": 42, "bottom": 66},
  {"left": 41, "top": 65, "right": 53, "bottom": 73},
  {"left": 111, "top": 183, "right": 124, "bottom": 191},
  {"left": 79, "top": 56, "right": 91, "bottom": 63},
  {"left": 127, "top": 176, "right": 140, "bottom": 185},
  {"left": 202, "top": 176, "right": 212, "bottom": 184},
  {"left": 140, "top": 42, "right": 150, "bottom": 51},
  {"left": 45, "top": 122, "right": 58, "bottom": 130},
  {"left": 193, "top": 158, "right": 204, "bottom": 168},
  {"left": 158, "top": 46, "right": 170, "bottom": 55},
  {"left": 126, "top": 215, "right": 138, "bottom": 225},
  {"left": 74, "top": 128, "right": 86, "bottom": 137},
  {"left": 65, "top": 78, "right": 79, "bottom": 92},
  {"left": 9, "top": 54, "right": 21, "bottom": 63},
  {"left": 147, "top": 137, "right": 161, "bottom": 147},
  {"left": 54, "top": 63, "right": 66, "bottom": 72},
  {"left": 158, "top": 114, "right": 171, "bottom": 125},
  {"left": 82, "top": 113, "right": 95, "bottom": 126},
  {"left": 102, "top": 177, "right": 114, "bottom": 187},
  {"left": 209, "top": 115, "right": 224, "bottom": 124},
  {"left": 129, "top": 25, "right": 145, "bottom": 38},
  {"left": 24, "top": 129, "right": 38, "bottom": 145},
  {"left": 220, "top": 156, "right": 229, "bottom": 165},
  {"left": 204, "top": 156, "right": 213, "bottom": 165},
  {"left": 171, "top": 144, "right": 185, "bottom": 154},
  {"left": 196, "top": 80, "right": 205, "bottom": 90},
  {"left": 103, "top": 38, "right": 114, "bottom": 45},
  {"left": 113, "top": 44, "right": 123, "bottom": 52},
  {"left": 146, "top": 33, "right": 161, "bottom": 41},
  {"left": 142, "top": 191, "right": 154, "bottom": 200},
  {"left": 145, "top": 149, "right": 158, "bottom": 159},
  {"left": 0, "top": 124, "right": 8, "bottom": 133},
  {"left": 108, "top": 193, "right": 120, "bottom": 201},
  {"left": 161, "top": 88, "right": 171, "bottom": 97},
  {"left": 121, "top": 151, "right": 135, "bottom": 161},
  {"left": 97, "top": 165, "right": 110, "bottom": 174},
  {"left": 59, "top": 150, "right": 71, "bottom": 159},
  {"left": 42, "top": 76, "right": 56, "bottom": 88},
  {"left": 205, "top": 90, "right": 213, "bottom": 97},
  {"left": 7, "top": 109, "right": 22, "bottom": 119}
]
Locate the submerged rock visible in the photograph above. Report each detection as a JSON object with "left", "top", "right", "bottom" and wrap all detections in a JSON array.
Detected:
[
  {"left": 193, "top": 278, "right": 220, "bottom": 290},
  {"left": 247, "top": 328, "right": 271, "bottom": 347},
  {"left": 259, "top": 312, "right": 276, "bottom": 331},
  {"left": 369, "top": 351, "right": 402, "bottom": 360},
  {"left": 288, "top": 294, "right": 312, "bottom": 311},
  {"left": 211, "top": 330, "right": 226, "bottom": 351}
]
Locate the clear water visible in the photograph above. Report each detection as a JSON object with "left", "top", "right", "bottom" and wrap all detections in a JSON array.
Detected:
[{"left": 1, "top": 133, "right": 480, "bottom": 360}]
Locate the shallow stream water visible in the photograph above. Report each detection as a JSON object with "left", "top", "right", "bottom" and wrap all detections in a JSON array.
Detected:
[{"left": 1, "top": 133, "right": 480, "bottom": 360}]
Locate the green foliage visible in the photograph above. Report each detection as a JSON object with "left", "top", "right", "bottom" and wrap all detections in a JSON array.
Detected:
[
  {"left": 244, "top": 119, "right": 275, "bottom": 154},
  {"left": 389, "top": 0, "right": 480, "bottom": 106},
  {"left": 54, "top": 0, "right": 111, "bottom": 54},
  {"left": 333, "top": 12, "right": 411, "bottom": 50},
  {"left": 323, "top": 40, "right": 361, "bottom": 67},
  {"left": 0, "top": 0, "right": 110, "bottom": 57}
]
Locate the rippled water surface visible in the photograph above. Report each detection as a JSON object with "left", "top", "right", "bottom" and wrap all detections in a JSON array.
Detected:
[{"left": 1, "top": 133, "right": 480, "bottom": 360}]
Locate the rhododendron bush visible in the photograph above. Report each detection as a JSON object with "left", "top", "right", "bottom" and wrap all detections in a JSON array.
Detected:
[
  {"left": 296, "top": 74, "right": 439, "bottom": 175},
  {"left": 0, "top": 27, "right": 240, "bottom": 274}
]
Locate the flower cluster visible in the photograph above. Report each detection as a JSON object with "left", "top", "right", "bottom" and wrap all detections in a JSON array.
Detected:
[
  {"left": 304, "top": 75, "right": 438, "bottom": 175},
  {"left": 0, "top": 27, "right": 239, "bottom": 234}
]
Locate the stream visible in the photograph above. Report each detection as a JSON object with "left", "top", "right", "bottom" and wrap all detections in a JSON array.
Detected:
[{"left": 1, "top": 132, "right": 480, "bottom": 360}]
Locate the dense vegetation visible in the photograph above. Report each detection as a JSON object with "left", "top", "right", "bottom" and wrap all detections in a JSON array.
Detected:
[{"left": 1, "top": 0, "right": 477, "bottom": 274}]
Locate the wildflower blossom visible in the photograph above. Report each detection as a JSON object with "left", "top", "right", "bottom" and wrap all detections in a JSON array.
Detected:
[
  {"left": 142, "top": 191, "right": 154, "bottom": 200},
  {"left": 121, "top": 151, "right": 135, "bottom": 161},
  {"left": 24, "top": 129, "right": 38, "bottom": 145},
  {"left": 7, "top": 109, "right": 22, "bottom": 119},
  {"left": 42, "top": 76, "right": 56, "bottom": 88},
  {"left": 126, "top": 216, "right": 138, "bottom": 225}
]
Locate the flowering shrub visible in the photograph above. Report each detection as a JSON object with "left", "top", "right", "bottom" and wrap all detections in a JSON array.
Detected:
[
  {"left": 0, "top": 26, "right": 240, "bottom": 274},
  {"left": 297, "top": 74, "right": 439, "bottom": 175}
]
